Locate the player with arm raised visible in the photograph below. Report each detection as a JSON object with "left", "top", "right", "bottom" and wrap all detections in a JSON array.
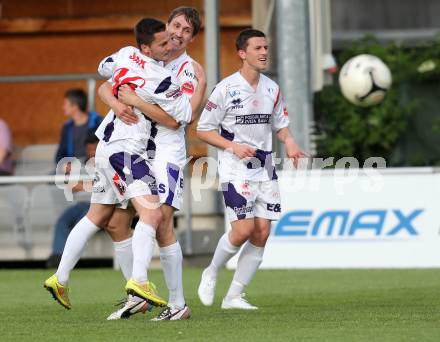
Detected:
[{"left": 197, "top": 29, "right": 305, "bottom": 310}]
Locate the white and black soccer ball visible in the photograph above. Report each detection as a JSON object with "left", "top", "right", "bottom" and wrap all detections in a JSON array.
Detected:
[{"left": 338, "top": 54, "right": 392, "bottom": 107}]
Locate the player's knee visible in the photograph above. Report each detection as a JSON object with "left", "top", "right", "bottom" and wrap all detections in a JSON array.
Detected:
[
  {"left": 156, "top": 228, "right": 176, "bottom": 246},
  {"left": 88, "top": 213, "right": 111, "bottom": 229},
  {"left": 231, "top": 229, "right": 252, "bottom": 246},
  {"left": 156, "top": 218, "right": 175, "bottom": 243},
  {"left": 251, "top": 226, "right": 270, "bottom": 246},
  {"left": 148, "top": 208, "right": 163, "bottom": 228},
  {"left": 105, "top": 222, "right": 132, "bottom": 241}
]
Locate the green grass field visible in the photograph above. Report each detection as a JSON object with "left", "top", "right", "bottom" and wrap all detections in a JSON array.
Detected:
[{"left": 1, "top": 268, "right": 440, "bottom": 341}]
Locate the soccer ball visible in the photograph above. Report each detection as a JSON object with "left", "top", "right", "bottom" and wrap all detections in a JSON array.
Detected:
[{"left": 338, "top": 54, "right": 392, "bottom": 107}]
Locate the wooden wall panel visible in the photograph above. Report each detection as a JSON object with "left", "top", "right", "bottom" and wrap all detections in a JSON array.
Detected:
[
  {"left": 0, "top": 29, "right": 244, "bottom": 148},
  {"left": 0, "top": 0, "right": 251, "bottom": 19},
  {"left": 0, "top": 0, "right": 251, "bottom": 154}
]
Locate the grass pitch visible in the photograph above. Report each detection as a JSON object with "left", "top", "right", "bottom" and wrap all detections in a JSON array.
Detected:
[{"left": 1, "top": 268, "right": 440, "bottom": 341}]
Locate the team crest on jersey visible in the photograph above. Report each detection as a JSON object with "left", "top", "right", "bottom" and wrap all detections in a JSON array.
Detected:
[
  {"left": 283, "top": 106, "right": 289, "bottom": 117},
  {"left": 129, "top": 52, "right": 146, "bottom": 69},
  {"left": 181, "top": 81, "right": 194, "bottom": 95},
  {"left": 228, "top": 89, "right": 240, "bottom": 97}
]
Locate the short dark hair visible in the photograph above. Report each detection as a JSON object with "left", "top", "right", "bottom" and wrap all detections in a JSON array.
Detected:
[
  {"left": 134, "top": 18, "right": 166, "bottom": 48},
  {"left": 65, "top": 88, "right": 87, "bottom": 112},
  {"left": 85, "top": 132, "right": 99, "bottom": 145},
  {"left": 168, "top": 6, "right": 201, "bottom": 37},
  {"left": 235, "top": 29, "right": 266, "bottom": 51}
]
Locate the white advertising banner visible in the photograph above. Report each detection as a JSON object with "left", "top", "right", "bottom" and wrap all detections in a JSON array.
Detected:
[{"left": 226, "top": 168, "right": 440, "bottom": 269}]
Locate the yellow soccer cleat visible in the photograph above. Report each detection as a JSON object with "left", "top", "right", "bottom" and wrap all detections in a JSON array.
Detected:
[
  {"left": 125, "top": 279, "right": 167, "bottom": 307},
  {"left": 44, "top": 274, "right": 71, "bottom": 310}
]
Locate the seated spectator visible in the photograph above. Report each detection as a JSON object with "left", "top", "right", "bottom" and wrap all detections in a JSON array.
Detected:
[
  {"left": 55, "top": 88, "right": 102, "bottom": 166},
  {"left": 0, "top": 118, "right": 13, "bottom": 176},
  {"left": 0, "top": 119, "right": 13, "bottom": 176},
  {"left": 46, "top": 134, "right": 99, "bottom": 268}
]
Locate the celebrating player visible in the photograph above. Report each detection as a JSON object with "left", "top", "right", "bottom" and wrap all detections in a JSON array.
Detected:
[
  {"left": 197, "top": 29, "right": 305, "bottom": 309},
  {"left": 44, "top": 18, "right": 194, "bottom": 313},
  {"left": 98, "top": 7, "right": 205, "bottom": 321}
]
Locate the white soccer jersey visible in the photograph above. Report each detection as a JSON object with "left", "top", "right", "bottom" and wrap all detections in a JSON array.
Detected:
[
  {"left": 158, "top": 51, "right": 198, "bottom": 166},
  {"left": 197, "top": 71, "right": 290, "bottom": 182},
  {"left": 95, "top": 46, "right": 192, "bottom": 154}
]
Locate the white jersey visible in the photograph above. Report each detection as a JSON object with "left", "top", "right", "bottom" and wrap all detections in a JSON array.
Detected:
[
  {"left": 95, "top": 46, "right": 192, "bottom": 158},
  {"left": 197, "top": 71, "right": 290, "bottom": 182},
  {"left": 159, "top": 51, "right": 198, "bottom": 166}
]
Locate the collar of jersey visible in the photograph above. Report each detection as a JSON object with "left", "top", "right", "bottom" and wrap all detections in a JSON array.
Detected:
[{"left": 165, "top": 51, "right": 189, "bottom": 69}]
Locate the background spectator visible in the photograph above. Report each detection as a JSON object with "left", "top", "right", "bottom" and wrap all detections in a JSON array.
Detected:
[
  {"left": 55, "top": 88, "right": 102, "bottom": 165},
  {"left": 0, "top": 118, "right": 13, "bottom": 176}
]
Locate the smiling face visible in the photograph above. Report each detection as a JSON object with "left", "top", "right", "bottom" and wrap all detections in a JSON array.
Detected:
[
  {"left": 166, "top": 14, "right": 194, "bottom": 52},
  {"left": 238, "top": 37, "right": 269, "bottom": 72}
]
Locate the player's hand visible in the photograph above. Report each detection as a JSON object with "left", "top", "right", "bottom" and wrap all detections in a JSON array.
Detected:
[
  {"left": 113, "top": 92, "right": 138, "bottom": 125},
  {"left": 192, "top": 61, "right": 206, "bottom": 85},
  {"left": 118, "top": 84, "right": 140, "bottom": 107},
  {"left": 232, "top": 142, "right": 256, "bottom": 159},
  {"left": 285, "top": 138, "right": 307, "bottom": 168}
]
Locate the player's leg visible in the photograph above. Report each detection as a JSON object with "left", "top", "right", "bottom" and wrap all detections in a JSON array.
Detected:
[
  {"left": 198, "top": 180, "right": 256, "bottom": 306},
  {"left": 125, "top": 194, "right": 167, "bottom": 307},
  {"left": 151, "top": 160, "right": 189, "bottom": 320},
  {"left": 152, "top": 203, "right": 190, "bottom": 320},
  {"left": 44, "top": 203, "right": 115, "bottom": 309},
  {"left": 44, "top": 140, "right": 124, "bottom": 309},
  {"left": 222, "top": 180, "right": 280, "bottom": 309},
  {"left": 48, "top": 202, "right": 89, "bottom": 268},
  {"left": 106, "top": 205, "right": 135, "bottom": 280},
  {"left": 105, "top": 144, "right": 166, "bottom": 308},
  {"left": 222, "top": 217, "right": 270, "bottom": 310},
  {"left": 106, "top": 206, "right": 158, "bottom": 321},
  {"left": 198, "top": 219, "right": 254, "bottom": 306}
]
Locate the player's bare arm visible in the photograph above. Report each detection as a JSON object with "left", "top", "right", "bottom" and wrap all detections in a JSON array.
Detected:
[
  {"left": 117, "top": 84, "right": 179, "bottom": 130},
  {"left": 276, "top": 127, "right": 306, "bottom": 167},
  {"left": 189, "top": 61, "right": 207, "bottom": 123},
  {"left": 98, "top": 82, "right": 138, "bottom": 125},
  {"left": 197, "top": 130, "right": 256, "bottom": 159}
]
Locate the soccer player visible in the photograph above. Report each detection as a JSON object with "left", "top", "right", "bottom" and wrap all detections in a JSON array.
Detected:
[
  {"left": 98, "top": 7, "right": 205, "bottom": 321},
  {"left": 44, "top": 18, "right": 193, "bottom": 312},
  {"left": 196, "top": 29, "right": 305, "bottom": 309}
]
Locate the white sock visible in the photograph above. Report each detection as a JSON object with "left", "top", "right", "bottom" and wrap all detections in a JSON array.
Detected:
[
  {"left": 113, "top": 237, "right": 133, "bottom": 281},
  {"left": 131, "top": 221, "right": 156, "bottom": 284},
  {"left": 226, "top": 241, "right": 264, "bottom": 298},
  {"left": 56, "top": 216, "right": 100, "bottom": 285},
  {"left": 206, "top": 232, "right": 240, "bottom": 278},
  {"left": 160, "top": 242, "right": 184, "bottom": 310}
]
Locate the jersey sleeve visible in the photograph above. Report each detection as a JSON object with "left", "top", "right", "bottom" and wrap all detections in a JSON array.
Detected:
[
  {"left": 98, "top": 52, "right": 118, "bottom": 78},
  {"left": 197, "top": 85, "right": 226, "bottom": 131},
  {"left": 136, "top": 72, "right": 192, "bottom": 125},
  {"left": 271, "top": 89, "right": 290, "bottom": 131},
  {"left": 97, "top": 46, "right": 134, "bottom": 78}
]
